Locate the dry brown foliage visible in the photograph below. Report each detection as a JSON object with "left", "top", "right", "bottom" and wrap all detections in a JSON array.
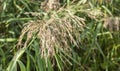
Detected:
[
  {"left": 17, "top": 12, "right": 86, "bottom": 58},
  {"left": 104, "top": 17, "right": 120, "bottom": 32}
]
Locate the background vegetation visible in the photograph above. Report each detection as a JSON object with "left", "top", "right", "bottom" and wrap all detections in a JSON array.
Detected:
[{"left": 0, "top": 0, "right": 120, "bottom": 71}]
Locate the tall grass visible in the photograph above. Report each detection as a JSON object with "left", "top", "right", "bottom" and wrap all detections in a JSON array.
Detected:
[{"left": 0, "top": 0, "right": 120, "bottom": 71}]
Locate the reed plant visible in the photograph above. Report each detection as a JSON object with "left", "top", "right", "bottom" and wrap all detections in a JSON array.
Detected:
[{"left": 0, "top": 0, "right": 120, "bottom": 71}]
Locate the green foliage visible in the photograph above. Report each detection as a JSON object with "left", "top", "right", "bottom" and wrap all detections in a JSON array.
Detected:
[{"left": 0, "top": 0, "right": 120, "bottom": 71}]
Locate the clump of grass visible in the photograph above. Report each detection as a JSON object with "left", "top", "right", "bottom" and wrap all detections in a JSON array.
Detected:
[{"left": 5, "top": 0, "right": 120, "bottom": 71}]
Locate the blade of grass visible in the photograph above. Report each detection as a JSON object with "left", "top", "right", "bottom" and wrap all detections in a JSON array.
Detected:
[
  {"left": 6, "top": 36, "right": 36, "bottom": 71},
  {"left": 102, "top": 5, "right": 113, "bottom": 16},
  {"left": 54, "top": 54, "right": 62, "bottom": 71},
  {"left": 18, "top": 60, "right": 26, "bottom": 71}
]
